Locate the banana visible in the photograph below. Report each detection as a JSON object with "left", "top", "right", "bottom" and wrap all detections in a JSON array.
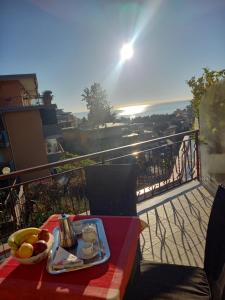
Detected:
[{"left": 8, "top": 227, "right": 41, "bottom": 250}]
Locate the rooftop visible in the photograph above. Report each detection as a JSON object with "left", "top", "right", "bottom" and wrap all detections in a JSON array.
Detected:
[
  {"left": 0, "top": 104, "right": 57, "bottom": 114},
  {"left": 0, "top": 73, "right": 38, "bottom": 98}
]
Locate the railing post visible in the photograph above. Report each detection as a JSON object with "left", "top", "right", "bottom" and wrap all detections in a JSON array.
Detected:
[
  {"left": 101, "top": 154, "right": 105, "bottom": 164},
  {"left": 195, "top": 131, "right": 200, "bottom": 180}
]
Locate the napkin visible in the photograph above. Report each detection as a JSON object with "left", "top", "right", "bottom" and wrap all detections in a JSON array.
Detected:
[{"left": 53, "top": 246, "right": 84, "bottom": 270}]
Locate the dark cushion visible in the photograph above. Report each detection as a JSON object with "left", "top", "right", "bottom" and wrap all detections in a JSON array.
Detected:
[
  {"left": 204, "top": 185, "right": 225, "bottom": 282},
  {"left": 203, "top": 185, "right": 225, "bottom": 299},
  {"left": 128, "top": 261, "right": 211, "bottom": 300}
]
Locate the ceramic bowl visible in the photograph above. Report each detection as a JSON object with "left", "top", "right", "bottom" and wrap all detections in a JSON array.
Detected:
[{"left": 11, "top": 233, "right": 54, "bottom": 264}]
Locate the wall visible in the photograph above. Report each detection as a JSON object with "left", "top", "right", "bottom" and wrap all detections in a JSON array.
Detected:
[
  {"left": 4, "top": 110, "right": 50, "bottom": 180},
  {"left": 61, "top": 128, "right": 87, "bottom": 153},
  {"left": 0, "top": 81, "right": 24, "bottom": 107},
  {"left": 0, "top": 147, "right": 13, "bottom": 164}
]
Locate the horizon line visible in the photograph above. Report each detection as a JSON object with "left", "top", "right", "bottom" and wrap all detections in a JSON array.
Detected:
[
  {"left": 73, "top": 98, "right": 191, "bottom": 114},
  {"left": 114, "top": 98, "right": 191, "bottom": 109}
]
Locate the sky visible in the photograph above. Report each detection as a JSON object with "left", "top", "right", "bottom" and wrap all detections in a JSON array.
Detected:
[{"left": 1, "top": 0, "right": 225, "bottom": 113}]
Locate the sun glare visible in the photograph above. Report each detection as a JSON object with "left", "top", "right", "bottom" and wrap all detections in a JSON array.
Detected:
[
  {"left": 120, "top": 43, "right": 134, "bottom": 61},
  {"left": 119, "top": 104, "right": 148, "bottom": 117}
]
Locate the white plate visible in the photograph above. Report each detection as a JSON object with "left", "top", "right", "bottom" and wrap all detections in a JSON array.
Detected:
[{"left": 77, "top": 248, "right": 99, "bottom": 260}]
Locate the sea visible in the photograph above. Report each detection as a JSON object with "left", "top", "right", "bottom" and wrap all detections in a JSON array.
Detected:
[{"left": 74, "top": 100, "right": 191, "bottom": 119}]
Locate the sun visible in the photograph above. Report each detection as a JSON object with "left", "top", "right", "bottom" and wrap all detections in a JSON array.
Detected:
[{"left": 120, "top": 43, "right": 134, "bottom": 61}]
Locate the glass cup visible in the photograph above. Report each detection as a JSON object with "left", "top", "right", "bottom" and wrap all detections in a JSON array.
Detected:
[
  {"left": 81, "top": 242, "right": 94, "bottom": 256},
  {"left": 82, "top": 224, "right": 97, "bottom": 243}
]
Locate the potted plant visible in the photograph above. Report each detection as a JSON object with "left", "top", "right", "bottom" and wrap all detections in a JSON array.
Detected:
[{"left": 200, "top": 80, "right": 225, "bottom": 175}]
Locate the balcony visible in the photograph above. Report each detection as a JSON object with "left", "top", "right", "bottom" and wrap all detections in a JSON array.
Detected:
[
  {"left": 46, "top": 139, "right": 64, "bottom": 163},
  {"left": 42, "top": 124, "right": 61, "bottom": 138},
  {"left": 0, "top": 130, "right": 204, "bottom": 267},
  {"left": 138, "top": 180, "right": 212, "bottom": 267}
]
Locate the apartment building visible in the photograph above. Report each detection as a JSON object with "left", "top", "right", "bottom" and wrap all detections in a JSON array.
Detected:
[
  {"left": 0, "top": 73, "right": 63, "bottom": 181},
  {"left": 56, "top": 108, "right": 78, "bottom": 129}
]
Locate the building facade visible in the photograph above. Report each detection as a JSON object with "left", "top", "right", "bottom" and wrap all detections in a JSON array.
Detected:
[{"left": 0, "top": 73, "right": 63, "bottom": 180}]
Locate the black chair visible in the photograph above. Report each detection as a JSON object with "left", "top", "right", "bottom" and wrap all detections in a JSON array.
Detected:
[
  {"left": 85, "top": 164, "right": 138, "bottom": 216},
  {"left": 128, "top": 184, "right": 225, "bottom": 300},
  {"left": 85, "top": 163, "right": 141, "bottom": 288}
]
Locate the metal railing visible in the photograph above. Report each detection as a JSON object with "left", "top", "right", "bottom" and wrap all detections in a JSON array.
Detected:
[{"left": 0, "top": 130, "right": 199, "bottom": 260}]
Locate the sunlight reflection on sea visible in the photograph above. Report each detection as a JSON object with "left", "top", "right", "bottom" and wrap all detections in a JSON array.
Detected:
[{"left": 116, "top": 101, "right": 190, "bottom": 119}]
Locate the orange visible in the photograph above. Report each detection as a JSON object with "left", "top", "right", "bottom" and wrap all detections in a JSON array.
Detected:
[
  {"left": 18, "top": 242, "right": 33, "bottom": 258},
  {"left": 25, "top": 234, "right": 38, "bottom": 245}
]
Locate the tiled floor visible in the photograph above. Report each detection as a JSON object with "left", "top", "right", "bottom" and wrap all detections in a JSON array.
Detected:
[{"left": 137, "top": 180, "right": 213, "bottom": 267}]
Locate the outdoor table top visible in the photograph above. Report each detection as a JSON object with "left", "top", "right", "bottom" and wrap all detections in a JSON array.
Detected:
[{"left": 0, "top": 214, "right": 141, "bottom": 300}]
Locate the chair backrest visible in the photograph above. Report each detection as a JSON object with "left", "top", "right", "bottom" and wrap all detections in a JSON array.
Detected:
[
  {"left": 85, "top": 164, "right": 138, "bottom": 216},
  {"left": 204, "top": 184, "right": 225, "bottom": 299}
]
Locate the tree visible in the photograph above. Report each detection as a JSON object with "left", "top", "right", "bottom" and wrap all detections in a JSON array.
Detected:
[
  {"left": 187, "top": 67, "right": 225, "bottom": 120},
  {"left": 81, "top": 83, "right": 115, "bottom": 128},
  {"left": 79, "top": 117, "right": 88, "bottom": 129},
  {"left": 55, "top": 152, "right": 95, "bottom": 173}
]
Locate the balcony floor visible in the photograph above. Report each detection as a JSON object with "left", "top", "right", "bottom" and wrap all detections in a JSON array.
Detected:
[{"left": 138, "top": 180, "right": 213, "bottom": 267}]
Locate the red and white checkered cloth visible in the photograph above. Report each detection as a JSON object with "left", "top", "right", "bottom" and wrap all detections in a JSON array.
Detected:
[{"left": 0, "top": 215, "right": 142, "bottom": 300}]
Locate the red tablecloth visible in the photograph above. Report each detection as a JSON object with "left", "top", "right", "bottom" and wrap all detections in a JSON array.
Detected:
[{"left": 0, "top": 215, "right": 141, "bottom": 300}]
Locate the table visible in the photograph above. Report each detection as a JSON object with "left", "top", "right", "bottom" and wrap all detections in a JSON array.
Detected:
[{"left": 0, "top": 215, "right": 142, "bottom": 300}]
